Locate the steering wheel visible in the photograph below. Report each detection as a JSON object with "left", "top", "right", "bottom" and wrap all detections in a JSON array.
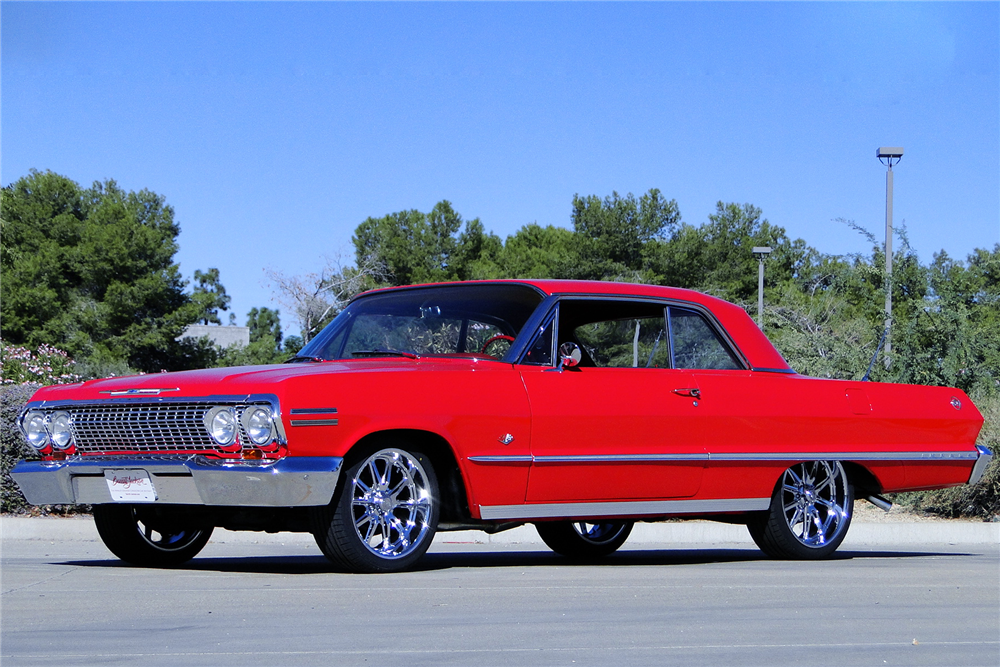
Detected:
[{"left": 479, "top": 334, "right": 516, "bottom": 357}]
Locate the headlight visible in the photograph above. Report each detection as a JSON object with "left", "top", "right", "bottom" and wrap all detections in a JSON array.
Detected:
[
  {"left": 204, "top": 407, "right": 238, "bottom": 446},
  {"left": 241, "top": 406, "right": 274, "bottom": 445},
  {"left": 23, "top": 411, "right": 49, "bottom": 450},
  {"left": 48, "top": 412, "right": 74, "bottom": 450}
]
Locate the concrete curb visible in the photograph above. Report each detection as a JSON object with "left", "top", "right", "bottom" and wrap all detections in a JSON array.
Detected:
[{"left": 3, "top": 515, "right": 998, "bottom": 546}]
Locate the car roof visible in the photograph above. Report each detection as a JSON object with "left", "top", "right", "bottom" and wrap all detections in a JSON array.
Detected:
[{"left": 358, "top": 279, "right": 793, "bottom": 372}]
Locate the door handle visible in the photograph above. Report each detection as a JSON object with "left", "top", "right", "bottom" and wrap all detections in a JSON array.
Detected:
[{"left": 673, "top": 388, "right": 701, "bottom": 399}]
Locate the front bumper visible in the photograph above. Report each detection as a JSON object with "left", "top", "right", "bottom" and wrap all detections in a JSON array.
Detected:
[{"left": 10, "top": 455, "right": 343, "bottom": 507}]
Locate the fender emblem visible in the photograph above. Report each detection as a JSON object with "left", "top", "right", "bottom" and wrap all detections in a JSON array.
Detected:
[{"left": 498, "top": 434, "right": 515, "bottom": 445}]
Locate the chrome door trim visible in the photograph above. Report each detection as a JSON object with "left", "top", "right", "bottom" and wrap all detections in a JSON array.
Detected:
[{"left": 479, "top": 497, "right": 770, "bottom": 521}]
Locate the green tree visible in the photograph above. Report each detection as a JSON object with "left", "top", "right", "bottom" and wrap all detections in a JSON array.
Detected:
[
  {"left": 247, "top": 306, "right": 283, "bottom": 346},
  {"left": 1, "top": 170, "right": 218, "bottom": 372},
  {"left": 569, "top": 189, "right": 681, "bottom": 280},
  {"left": 651, "top": 202, "right": 812, "bottom": 301},
  {"left": 353, "top": 201, "right": 502, "bottom": 286},
  {"left": 192, "top": 268, "right": 231, "bottom": 325},
  {"left": 495, "top": 224, "right": 576, "bottom": 278}
]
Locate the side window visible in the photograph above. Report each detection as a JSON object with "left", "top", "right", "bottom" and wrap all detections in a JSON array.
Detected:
[
  {"left": 522, "top": 316, "right": 554, "bottom": 366},
  {"left": 669, "top": 308, "right": 741, "bottom": 370},
  {"left": 574, "top": 317, "right": 670, "bottom": 368}
]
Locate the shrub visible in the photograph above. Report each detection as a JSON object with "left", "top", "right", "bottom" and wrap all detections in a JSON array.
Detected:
[{"left": 1, "top": 342, "right": 88, "bottom": 514}]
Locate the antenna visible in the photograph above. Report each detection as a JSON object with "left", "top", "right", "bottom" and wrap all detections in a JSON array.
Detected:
[{"left": 862, "top": 328, "right": 889, "bottom": 382}]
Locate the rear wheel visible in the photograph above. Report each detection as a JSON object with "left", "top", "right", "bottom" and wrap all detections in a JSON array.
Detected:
[
  {"left": 535, "top": 521, "right": 633, "bottom": 559},
  {"left": 93, "top": 504, "right": 213, "bottom": 567},
  {"left": 312, "top": 446, "right": 438, "bottom": 573},
  {"left": 748, "top": 460, "right": 853, "bottom": 559}
]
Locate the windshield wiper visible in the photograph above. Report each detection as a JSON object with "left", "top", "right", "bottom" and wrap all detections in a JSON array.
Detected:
[
  {"left": 350, "top": 349, "right": 419, "bottom": 359},
  {"left": 284, "top": 355, "right": 327, "bottom": 363}
]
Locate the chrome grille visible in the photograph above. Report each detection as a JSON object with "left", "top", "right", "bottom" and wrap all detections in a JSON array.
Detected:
[{"left": 47, "top": 401, "right": 259, "bottom": 455}]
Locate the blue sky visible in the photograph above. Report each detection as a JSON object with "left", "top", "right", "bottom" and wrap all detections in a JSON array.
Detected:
[{"left": 4, "top": 2, "right": 998, "bottom": 333}]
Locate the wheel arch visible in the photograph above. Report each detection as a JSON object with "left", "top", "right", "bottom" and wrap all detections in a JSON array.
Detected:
[
  {"left": 842, "top": 461, "right": 883, "bottom": 499},
  {"left": 347, "top": 429, "right": 472, "bottom": 524}
]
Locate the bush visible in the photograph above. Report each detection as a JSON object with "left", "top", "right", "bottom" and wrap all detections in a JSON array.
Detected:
[
  {"left": 1, "top": 342, "right": 90, "bottom": 515},
  {"left": 1, "top": 383, "right": 41, "bottom": 513},
  {"left": 1, "top": 342, "right": 81, "bottom": 385}
]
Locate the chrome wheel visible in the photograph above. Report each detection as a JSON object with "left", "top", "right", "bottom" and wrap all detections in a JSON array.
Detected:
[
  {"left": 93, "top": 504, "right": 213, "bottom": 567},
  {"left": 351, "top": 449, "right": 434, "bottom": 559},
  {"left": 572, "top": 522, "right": 629, "bottom": 545},
  {"left": 748, "top": 460, "right": 853, "bottom": 560},
  {"left": 313, "top": 445, "right": 439, "bottom": 572},
  {"left": 780, "top": 461, "right": 850, "bottom": 548},
  {"left": 536, "top": 520, "right": 633, "bottom": 558}
]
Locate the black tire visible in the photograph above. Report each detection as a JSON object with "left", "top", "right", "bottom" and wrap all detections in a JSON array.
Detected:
[
  {"left": 535, "top": 521, "right": 633, "bottom": 559},
  {"left": 93, "top": 504, "right": 213, "bottom": 567},
  {"left": 312, "top": 446, "right": 439, "bottom": 573},
  {"left": 747, "top": 460, "right": 854, "bottom": 560}
]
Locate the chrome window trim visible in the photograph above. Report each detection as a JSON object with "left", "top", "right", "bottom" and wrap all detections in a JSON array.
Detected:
[
  {"left": 508, "top": 294, "right": 560, "bottom": 365},
  {"left": 479, "top": 497, "right": 771, "bottom": 520},
  {"left": 514, "top": 293, "right": 752, "bottom": 371}
]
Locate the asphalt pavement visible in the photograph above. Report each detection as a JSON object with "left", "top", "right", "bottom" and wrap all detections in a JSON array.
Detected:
[{"left": 2, "top": 516, "right": 998, "bottom": 667}]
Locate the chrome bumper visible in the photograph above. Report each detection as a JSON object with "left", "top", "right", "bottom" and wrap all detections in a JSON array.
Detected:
[
  {"left": 968, "top": 445, "right": 994, "bottom": 486},
  {"left": 10, "top": 455, "right": 342, "bottom": 507}
]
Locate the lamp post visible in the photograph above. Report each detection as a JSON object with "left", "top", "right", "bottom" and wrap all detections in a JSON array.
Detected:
[
  {"left": 752, "top": 246, "right": 772, "bottom": 328},
  {"left": 876, "top": 147, "right": 903, "bottom": 369}
]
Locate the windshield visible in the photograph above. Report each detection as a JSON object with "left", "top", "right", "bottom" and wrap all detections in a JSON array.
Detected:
[{"left": 296, "top": 283, "right": 546, "bottom": 361}]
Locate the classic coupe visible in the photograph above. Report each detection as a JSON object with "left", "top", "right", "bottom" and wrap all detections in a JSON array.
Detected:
[{"left": 13, "top": 280, "right": 990, "bottom": 572}]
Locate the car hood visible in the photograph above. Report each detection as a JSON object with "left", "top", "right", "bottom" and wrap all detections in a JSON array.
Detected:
[{"left": 27, "top": 357, "right": 504, "bottom": 403}]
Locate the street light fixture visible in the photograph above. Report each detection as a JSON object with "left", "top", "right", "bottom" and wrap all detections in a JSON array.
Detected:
[
  {"left": 752, "top": 246, "right": 772, "bottom": 328},
  {"left": 876, "top": 147, "right": 903, "bottom": 369}
]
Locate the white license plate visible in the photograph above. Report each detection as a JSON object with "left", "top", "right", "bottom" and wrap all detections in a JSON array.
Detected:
[{"left": 104, "top": 469, "right": 157, "bottom": 502}]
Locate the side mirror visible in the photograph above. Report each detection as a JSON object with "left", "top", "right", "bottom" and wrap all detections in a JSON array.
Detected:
[{"left": 557, "top": 342, "right": 582, "bottom": 370}]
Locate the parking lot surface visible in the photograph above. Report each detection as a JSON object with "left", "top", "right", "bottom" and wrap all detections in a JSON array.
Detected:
[{"left": 2, "top": 527, "right": 998, "bottom": 667}]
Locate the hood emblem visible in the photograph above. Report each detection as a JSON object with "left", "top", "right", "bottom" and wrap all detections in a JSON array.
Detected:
[
  {"left": 498, "top": 433, "right": 515, "bottom": 445},
  {"left": 100, "top": 388, "right": 180, "bottom": 396}
]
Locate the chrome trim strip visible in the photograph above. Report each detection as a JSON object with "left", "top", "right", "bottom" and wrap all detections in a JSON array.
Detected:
[
  {"left": 534, "top": 454, "right": 709, "bottom": 463},
  {"left": 470, "top": 451, "right": 978, "bottom": 465},
  {"left": 99, "top": 387, "right": 181, "bottom": 396},
  {"left": 468, "top": 456, "right": 533, "bottom": 463},
  {"left": 10, "top": 455, "right": 343, "bottom": 507},
  {"left": 290, "top": 419, "right": 339, "bottom": 426},
  {"left": 968, "top": 445, "right": 994, "bottom": 485},
  {"left": 709, "top": 451, "right": 980, "bottom": 462},
  {"left": 479, "top": 497, "right": 770, "bottom": 521},
  {"left": 290, "top": 408, "right": 338, "bottom": 415}
]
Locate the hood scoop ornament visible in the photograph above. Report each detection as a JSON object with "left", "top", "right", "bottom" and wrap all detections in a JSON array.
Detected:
[{"left": 99, "top": 388, "right": 181, "bottom": 396}]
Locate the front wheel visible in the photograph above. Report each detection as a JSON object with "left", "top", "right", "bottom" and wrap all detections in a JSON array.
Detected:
[
  {"left": 93, "top": 504, "right": 213, "bottom": 567},
  {"left": 535, "top": 521, "right": 634, "bottom": 559},
  {"left": 312, "top": 446, "right": 439, "bottom": 573},
  {"left": 748, "top": 460, "right": 854, "bottom": 560}
]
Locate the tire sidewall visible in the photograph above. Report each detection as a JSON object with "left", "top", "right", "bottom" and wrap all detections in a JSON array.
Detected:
[
  {"left": 765, "top": 464, "right": 854, "bottom": 560},
  {"left": 321, "top": 445, "right": 440, "bottom": 573}
]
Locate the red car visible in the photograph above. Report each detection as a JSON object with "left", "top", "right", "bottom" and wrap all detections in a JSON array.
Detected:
[{"left": 13, "top": 280, "right": 990, "bottom": 572}]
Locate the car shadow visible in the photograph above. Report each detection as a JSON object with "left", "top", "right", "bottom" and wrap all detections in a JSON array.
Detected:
[{"left": 55, "top": 546, "right": 973, "bottom": 575}]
